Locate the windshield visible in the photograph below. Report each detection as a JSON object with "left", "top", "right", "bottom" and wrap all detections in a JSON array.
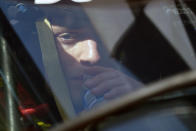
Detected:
[{"left": 0, "top": 0, "right": 196, "bottom": 130}]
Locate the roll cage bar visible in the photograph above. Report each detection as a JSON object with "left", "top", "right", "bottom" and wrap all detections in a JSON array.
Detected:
[{"left": 51, "top": 70, "right": 196, "bottom": 131}]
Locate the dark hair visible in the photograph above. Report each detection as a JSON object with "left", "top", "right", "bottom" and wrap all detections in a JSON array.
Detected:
[{"left": 42, "top": 4, "right": 91, "bottom": 30}]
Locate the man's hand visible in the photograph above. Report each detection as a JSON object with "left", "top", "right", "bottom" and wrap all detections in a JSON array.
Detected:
[{"left": 84, "top": 66, "right": 143, "bottom": 99}]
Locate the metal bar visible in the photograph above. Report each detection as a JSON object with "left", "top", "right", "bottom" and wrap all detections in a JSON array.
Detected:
[
  {"left": 0, "top": 31, "right": 21, "bottom": 131},
  {"left": 50, "top": 70, "right": 196, "bottom": 131}
]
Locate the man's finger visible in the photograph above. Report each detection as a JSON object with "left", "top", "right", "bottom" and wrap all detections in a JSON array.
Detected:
[
  {"left": 84, "top": 66, "right": 113, "bottom": 75},
  {"left": 90, "top": 78, "right": 123, "bottom": 96},
  {"left": 84, "top": 72, "right": 118, "bottom": 88}
]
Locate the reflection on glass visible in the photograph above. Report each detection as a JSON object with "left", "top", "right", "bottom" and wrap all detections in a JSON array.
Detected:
[
  {"left": 0, "top": 33, "right": 60, "bottom": 130},
  {"left": 46, "top": 6, "right": 143, "bottom": 113},
  {"left": 0, "top": 0, "right": 196, "bottom": 130},
  {"left": 98, "top": 95, "right": 196, "bottom": 131},
  {"left": 49, "top": 6, "right": 142, "bottom": 111}
]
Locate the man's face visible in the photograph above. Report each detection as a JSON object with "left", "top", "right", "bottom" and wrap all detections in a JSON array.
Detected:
[
  {"left": 52, "top": 24, "right": 101, "bottom": 111},
  {"left": 52, "top": 25, "right": 100, "bottom": 76}
]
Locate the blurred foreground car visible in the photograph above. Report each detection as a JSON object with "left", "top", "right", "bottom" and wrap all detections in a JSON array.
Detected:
[{"left": 0, "top": 0, "right": 196, "bottom": 130}]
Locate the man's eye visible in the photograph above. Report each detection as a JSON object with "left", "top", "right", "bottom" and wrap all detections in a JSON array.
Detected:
[{"left": 58, "top": 33, "right": 74, "bottom": 40}]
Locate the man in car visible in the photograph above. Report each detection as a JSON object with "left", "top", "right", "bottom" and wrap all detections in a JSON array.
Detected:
[{"left": 45, "top": 5, "right": 143, "bottom": 112}]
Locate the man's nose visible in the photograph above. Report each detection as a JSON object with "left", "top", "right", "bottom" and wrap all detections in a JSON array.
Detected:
[{"left": 79, "top": 39, "right": 100, "bottom": 65}]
